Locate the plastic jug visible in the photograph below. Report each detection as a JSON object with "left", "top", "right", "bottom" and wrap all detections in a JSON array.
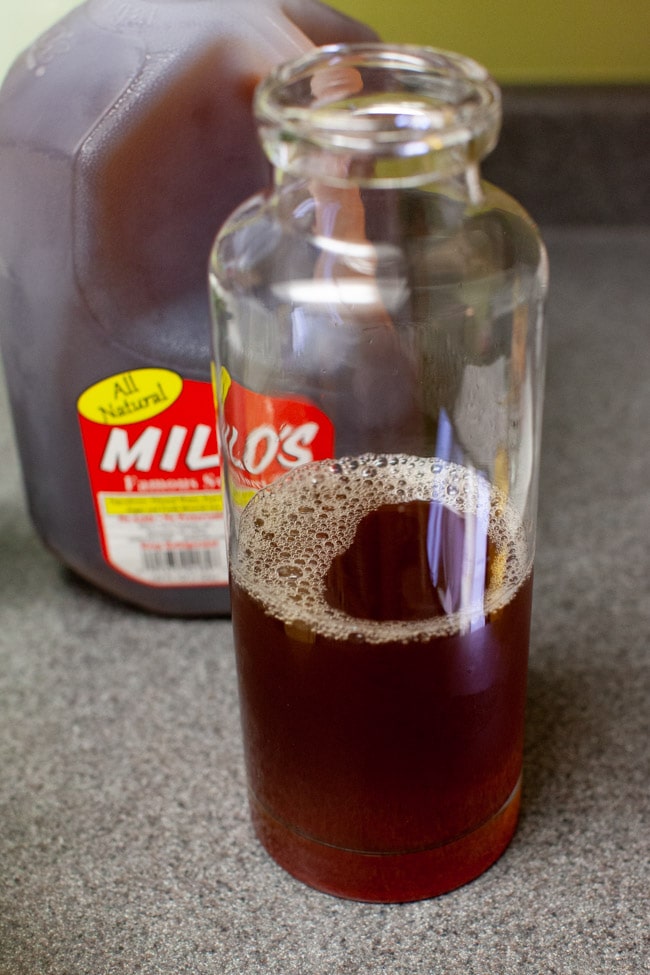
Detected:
[{"left": 0, "top": 0, "right": 375, "bottom": 616}]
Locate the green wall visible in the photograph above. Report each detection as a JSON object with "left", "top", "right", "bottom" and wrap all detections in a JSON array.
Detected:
[
  {"left": 2, "top": 0, "right": 649, "bottom": 84},
  {"left": 331, "top": 0, "right": 650, "bottom": 83}
]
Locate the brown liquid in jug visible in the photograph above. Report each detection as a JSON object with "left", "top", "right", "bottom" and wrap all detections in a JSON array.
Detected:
[{"left": 0, "top": 0, "right": 375, "bottom": 615}]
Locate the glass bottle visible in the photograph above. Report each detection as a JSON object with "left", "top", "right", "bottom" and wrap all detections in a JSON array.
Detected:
[{"left": 210, "top": 44, "right": 548, "bottom": 901}]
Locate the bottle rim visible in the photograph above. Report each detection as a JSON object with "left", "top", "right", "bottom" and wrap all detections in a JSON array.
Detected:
[{"left": 255, "top": 43, "right": 501, "bottom": 183}]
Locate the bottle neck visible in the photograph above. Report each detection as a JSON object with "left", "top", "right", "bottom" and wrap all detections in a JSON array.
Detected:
[{"left": 256, "top": 44, "right": 501, "bottom": 192}]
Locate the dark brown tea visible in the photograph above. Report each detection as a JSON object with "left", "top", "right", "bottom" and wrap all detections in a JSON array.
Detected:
[{"left": 230, "top": 454, "right": 533, "bottom": 901}]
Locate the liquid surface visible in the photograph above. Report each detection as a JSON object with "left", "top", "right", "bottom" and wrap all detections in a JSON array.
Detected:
[
  {"left": 326, "top": 499, "right": 482, "bottom": 622},
  {"left": 233, "top": 453, "right": 530, "bottom": 642}
]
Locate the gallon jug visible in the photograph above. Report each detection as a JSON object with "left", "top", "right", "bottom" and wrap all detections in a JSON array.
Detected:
[{"left": 0, "top": 0, "right": 375, "bottom": 616}]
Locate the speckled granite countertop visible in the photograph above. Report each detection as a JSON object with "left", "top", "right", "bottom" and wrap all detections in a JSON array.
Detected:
[{"left": 1, "top": 226, "right": 649, "bottom": 974}]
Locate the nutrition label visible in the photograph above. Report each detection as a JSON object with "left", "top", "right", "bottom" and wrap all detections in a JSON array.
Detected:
[{"left": 96, "top": 490, "right": 227, "bottom": 586}]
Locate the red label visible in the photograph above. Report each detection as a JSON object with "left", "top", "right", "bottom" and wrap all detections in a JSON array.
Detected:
[
  {"left": 77, "top": 369, "right": 227, "bottom": 587},
  {"left": 221, "top": 372, "right": 335, "bottom": 497}
]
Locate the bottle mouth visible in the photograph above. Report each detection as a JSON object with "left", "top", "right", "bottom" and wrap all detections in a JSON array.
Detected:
[{"left": 255, "top": 43, "right": 501, "bottom": 186}]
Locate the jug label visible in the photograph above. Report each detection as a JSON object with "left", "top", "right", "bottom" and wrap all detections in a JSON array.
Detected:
[
  {"left": 77, "top": 369, "right": 227, "bottom": 587},
  {"left": 219, "top": 368, "right": 335, "bottom": 511}
]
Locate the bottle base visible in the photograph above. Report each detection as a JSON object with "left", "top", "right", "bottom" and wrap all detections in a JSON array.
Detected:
[{"left": 250, "top": 777, "right": 522, "bottom": 903}]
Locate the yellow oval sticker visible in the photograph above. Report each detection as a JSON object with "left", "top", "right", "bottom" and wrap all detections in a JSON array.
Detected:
[{"left": 77, "top": 369, "right": 183, "bottom": 425}]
